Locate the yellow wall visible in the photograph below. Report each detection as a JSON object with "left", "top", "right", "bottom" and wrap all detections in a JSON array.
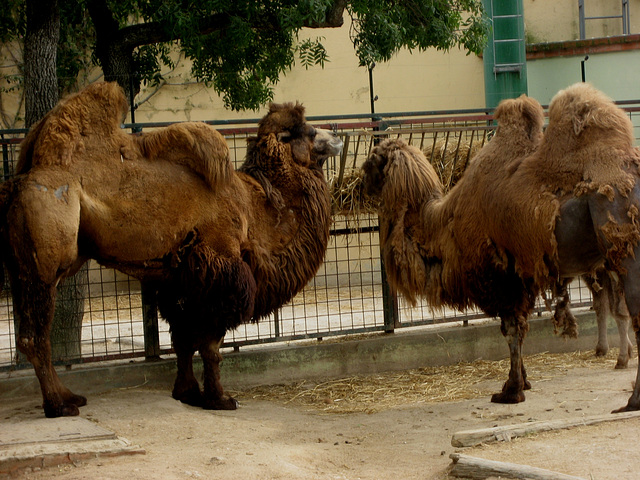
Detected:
[
  {"left": 5, "top": 2, "right": 639, "bottom": 128},
  {"left": 134, "top": 19, "right": 486, "bottom": 123}
]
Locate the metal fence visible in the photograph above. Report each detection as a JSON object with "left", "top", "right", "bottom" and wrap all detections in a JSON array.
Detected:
[{"left": 2, "top": 102, "right": 640, "bottom": 371}]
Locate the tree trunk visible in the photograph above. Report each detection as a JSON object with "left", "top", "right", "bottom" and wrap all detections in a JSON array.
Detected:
[
  {"left": 23, "top": 0, "right": 60, "bottom": 127},
  {"left": 86, "top": 0, "right": 139, "bottom": 105},
  {"left": 22, "top": 0, "right": 87, "bottom": 365},
  {"left": 50, "top": 266, "right": 89, "bottom": 362}
]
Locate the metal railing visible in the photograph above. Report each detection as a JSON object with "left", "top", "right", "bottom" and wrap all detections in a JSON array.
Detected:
[
  {"left": 2, "top": 102, "right": 639, "bottom": 371},
  {"left": 579, "top": 0, "right": 630, "bottom": 40}
]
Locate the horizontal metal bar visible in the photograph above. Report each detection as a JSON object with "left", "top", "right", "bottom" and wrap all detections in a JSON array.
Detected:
[
  {"left": 493, "top": 65, "right": 523, "bottom": 73},
  {"left": 584, "top": 15, "right": 623, "bottom": 20},
  {"left": 492, "top": 14, "right": 523, "bottom": 19}
]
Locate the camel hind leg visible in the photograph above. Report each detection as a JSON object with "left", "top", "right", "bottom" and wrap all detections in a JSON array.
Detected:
[
  {"left": 611, "top": 287, "right": 634, "bottom": 369},
  {"left": 5, "top": 177, "right": 86, "bottom": 417},
  {"left": 607, "top": 252, "right": 640, "bottom": 411},
  {"left": 614, "top": 267, "right": 640, "bottom": 412},
  {"left": 587, "top": 270, "right": 633, "bottom": 368},
  {"left": 612, "top": 329, "right": 640, "bottom": 413},
  {"left": 588, "top": 189, "right": 640, "bottom": 411},
  {"left": 11, "top": 275, "right": 86, "bottom": 417}
]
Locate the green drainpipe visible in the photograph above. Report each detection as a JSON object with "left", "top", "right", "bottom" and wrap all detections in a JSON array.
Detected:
[{"left": 482, "top": 0, "right": 528, "bottom": 108}]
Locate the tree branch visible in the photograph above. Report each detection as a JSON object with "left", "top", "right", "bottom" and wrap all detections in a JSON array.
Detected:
[
  {"left": 309, "top": 0, "right": 347, "bottom": 28},
  {"left": 101, "top": 1, "right": 346, "bottom": 52},
  {"left": 118, "top": 13, "right": 232, "bottom": 50}
]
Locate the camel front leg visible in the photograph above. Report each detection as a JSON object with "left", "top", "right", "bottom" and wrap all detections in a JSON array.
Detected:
[
  {"left": 491, "top": 314, "right": 527, "bottom": 404},
  {"left": 200, "top": 337, "right": 238, "bottom": 410}
]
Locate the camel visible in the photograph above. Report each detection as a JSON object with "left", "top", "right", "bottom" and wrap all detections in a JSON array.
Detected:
[
  {"left": 0, "top": 82, "right": 343, "bottom": 418},
  {"left": 426, "top": 126, "right": 634, "bottom": 369},
  {"left": 362, "top": 83, "right": 640, "bottom": 412}
]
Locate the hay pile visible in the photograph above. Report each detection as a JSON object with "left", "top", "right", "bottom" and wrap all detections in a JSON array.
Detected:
[
  {"left": 425, "top": 138, "right": 484, "bottom": 192},
  {"left": 328, "top": 136, "right": 485, "bottom": 216},
  {"left": 235, "top": 350, "right": 620, "bottom": 414},
  {"left": 329, "top": 169, "right": 379, "bottom": 216}
]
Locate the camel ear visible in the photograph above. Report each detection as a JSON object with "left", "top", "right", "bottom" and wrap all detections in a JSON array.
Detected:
[
  {"left": 521, "top": 97, "right": 544, "bottom": 141},
  {"left": 572, "top": 103, "right": 592, "bottom": 136},
  {"left": 362, "top": 149, "right": 387, "bottom": 197}
]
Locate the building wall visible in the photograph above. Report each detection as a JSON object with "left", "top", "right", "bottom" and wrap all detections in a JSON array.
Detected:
[
  {"left": 527, "top": 48, "right": 640, "bottom": 105},
  {"left": 523, "top": 0, "right": 640, "bottom": 43}
]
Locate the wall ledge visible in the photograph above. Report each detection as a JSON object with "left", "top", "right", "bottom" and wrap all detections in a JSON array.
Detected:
[{"left": 527, "top": 34, "right": 640, "bottom": 60}]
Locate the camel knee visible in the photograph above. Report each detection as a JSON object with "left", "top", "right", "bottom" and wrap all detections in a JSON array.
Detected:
[
  {"left": 16, "top": 336, "right": 37, "bottom": 358},
  {"left": 201, "top": 340, "right": 224, "bottom": 366}
]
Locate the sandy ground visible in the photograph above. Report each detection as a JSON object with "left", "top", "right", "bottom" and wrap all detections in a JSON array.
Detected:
[{"left": 1, "top": 355, "right": 639, "bottom": 480}]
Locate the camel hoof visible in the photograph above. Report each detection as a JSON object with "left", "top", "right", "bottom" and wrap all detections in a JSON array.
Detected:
[
  {"left": 614, "top": 360, "right": 629, "bottom": 369},
  {"left": 44, "top": 403, "right": 80, "bottom": 418},
  {"left": 595, "top": 347, "right": 608, "bottom": 357},
  {"left": 523, "top": 379, "right": 532, "bottom": 390},
  {"left": 491, "top": 391, "right": 525, "bottom": 404},
  {"left": 203, "top": 396, "right": 239, "bottom": 410},
  {"left": 173, "top": 387, "right": 204, "bottom": 407},
  {"left": 611, "top": 403, "right": 640, "bottom": 414}
]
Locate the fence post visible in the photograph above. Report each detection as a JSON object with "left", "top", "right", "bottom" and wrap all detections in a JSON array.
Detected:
[
  {"left": 380, "top": 256, "right": 399, "bottom": 333},
  {"left": 2, "top": 136, "right": 10, "bottom": 180},
  {"left": 141, "top": 283, "right": 161, "bottom": 360}
]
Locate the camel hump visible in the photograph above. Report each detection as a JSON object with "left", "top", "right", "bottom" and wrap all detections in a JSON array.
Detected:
[
  {"left": 136, "top": 122, "right": 233, "bottom": 189},
  {"left": 17, "top": 82, "right": 128, "bottom": 174}
]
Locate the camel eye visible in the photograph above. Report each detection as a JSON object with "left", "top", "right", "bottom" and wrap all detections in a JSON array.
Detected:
[{"left": 277, "top": 131, "right": 292, "bottom": 142}]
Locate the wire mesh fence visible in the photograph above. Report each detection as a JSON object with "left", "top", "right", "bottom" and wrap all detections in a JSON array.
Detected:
[{"left": 2, "top": 102, "right": 638, "bottom": 371}]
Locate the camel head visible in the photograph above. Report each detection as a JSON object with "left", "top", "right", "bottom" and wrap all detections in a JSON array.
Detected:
[
  {"left": 248, "top": 102, "right": 342, "bottom": 171},
  {"left": 546, "top": 82, "right": 634, "bottom": 149},
  {"left": 362, "top": 138, "right": 444, "bottom": 206},
  {"left": 493, "top": 94, "right": 545, "bottom": 144}
]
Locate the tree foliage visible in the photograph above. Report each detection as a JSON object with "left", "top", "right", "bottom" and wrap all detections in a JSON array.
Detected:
[{"left": 1, "top": 0, "right": 489, "bottom": 112}]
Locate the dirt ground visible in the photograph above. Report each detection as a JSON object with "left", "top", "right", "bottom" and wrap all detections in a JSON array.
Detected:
[{"left": 2, "top": 353, "right": 639, "bottom": 480}]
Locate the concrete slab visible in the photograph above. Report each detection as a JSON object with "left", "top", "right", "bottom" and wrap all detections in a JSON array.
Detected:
[{"left": 0, "top": 417, "right": 145, "bottom": 475}]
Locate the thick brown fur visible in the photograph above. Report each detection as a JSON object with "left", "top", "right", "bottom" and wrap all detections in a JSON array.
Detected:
[
  {"left": 363, "top": 83, "right": 640, "bottom": 411},
  {"left": 1, "top": 82, "right": 342, "bottom": 417}
]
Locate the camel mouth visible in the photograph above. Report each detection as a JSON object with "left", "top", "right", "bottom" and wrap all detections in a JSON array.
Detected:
[{"left": 313, "top": 128, "right": 343, "bottom": 167}]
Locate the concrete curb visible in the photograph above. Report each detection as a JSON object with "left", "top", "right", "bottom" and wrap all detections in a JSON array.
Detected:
[{"left": 0, "top": 310, "right": 616, "bottom": 400}]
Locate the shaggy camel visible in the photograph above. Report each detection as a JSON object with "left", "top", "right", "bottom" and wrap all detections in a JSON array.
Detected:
[
  {"left": 362, "top": 83, "right": 640, "bottom": 412},
  {"left": 429, "top": 131, "right": 635, "bottom": 369},
  {"left": 428, "top": 128, "right": 634, "bottom": 369},
  {"left": 0, "top": 82, "right": 342, "bottom": 418}
]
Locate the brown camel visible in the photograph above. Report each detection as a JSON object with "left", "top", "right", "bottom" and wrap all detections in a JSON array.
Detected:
[
  {"left": 0, "top": 82, "right": 343, "bottom": 418},
  {"left": 362, "top": 83, "right": 640, "bottom": 412}
]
